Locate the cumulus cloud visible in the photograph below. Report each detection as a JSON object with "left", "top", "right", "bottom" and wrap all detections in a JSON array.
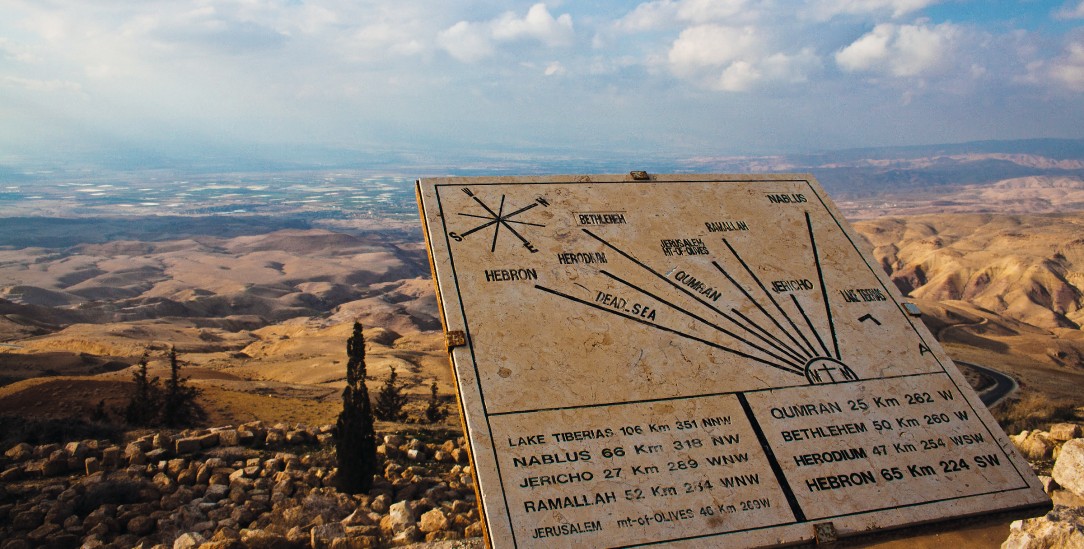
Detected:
[
  {"left": 809, "top": 0, "right": 940, "bottom": 19},
  {"left": 436, "top": 21, "right": 494, "bottom": 63},
  {"left": 491, "top": 3, "right": 573, "bottom": 46},
  {"left": 668, "top": 25, "right": 762, "bottom": 75},
  {"left": 668, "top": 25, "right": 820, "bottom": 91},
  {"left": 1056, "top": 1, "right": 1084, "bottom": 19},
  {"left": 438, "top": 3, "right": 573, "bottom": 62},
  {"left": 1049, "top": 40, "right": 1084, "bottom": 91},
  {"left": 835, "top": 22, "right": 959, "bottom": 77},
  {"left": 614, "top": 0, "right": 751, "bottom": 32}
]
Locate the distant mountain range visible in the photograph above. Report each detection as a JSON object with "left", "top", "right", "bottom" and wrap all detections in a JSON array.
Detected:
[
  {"left": 3, "top": 138, "right": 1082, "bottom": 184},
  {"left": 680, "top": 138, "right": 1084, "bottom": 198}
]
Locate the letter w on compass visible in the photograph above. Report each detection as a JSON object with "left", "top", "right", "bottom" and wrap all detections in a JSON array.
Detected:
[{"left": 449, "top": 187, "right": 549, "bottom": 253}]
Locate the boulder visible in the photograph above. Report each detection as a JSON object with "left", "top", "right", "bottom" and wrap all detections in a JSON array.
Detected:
[
  {"left": 464, "top": 521, "right": 484, "bottom": 538},
  {"left": 173, "top": 532, "right": 205, "bottom": 549},
  {"left": 196, "top": 432, "right": 220, "bottom": 448},
  {"left": 239, "top": 528, "right": 288, "bottom": 548},
  {"left": 125, "top": 444, "right": 147, "bottom": 466},
  {"left": 1053, "top": 439, "right": 1084, "bottom": 498},
  {"left": 380, "top": 501, "right": 415, "bottom": 535},
  {"left": 370, "top": 494, "right": 390, "bottom": 514},
  {"left": 1018, "top": 432, "right": 1056, "bottom": 461},
  {"left": 311, "top": 522, "right": 345, "bottom": 549},
  {"left": 419, "top": 508, "right": 448, "bottom": 533},
  {"left": 64, "top": 441, "right": 88, "bottom": 459},
  {"left": 174, "top": 438, "right": 201, "bottom": 455},
  {"left": 5, "top": 442, "right": 33, "bottom": 461},
  {"left": 101, "top": 446, "right": 121, "bottom": 468},
  {"left": 1049, "top": 424, "right": 1083, "bottom": 442},
  {"left": 1002, "top": 505, "right": 1084, "bottom": 548},
  {"left": 154, "top": 432, "right": 174, "bottom": 450},
  {"left": 217, "top": 429, "right": 241, "bottom": 447},
  {"left": 42, "top": 451, "right": 69, "bottom": 476},
  {"left": 126, "top": 514, "right": 156, "bottom": 536},
  {"left": 390, "top": 525, "right": 420, "bottom": 546}
]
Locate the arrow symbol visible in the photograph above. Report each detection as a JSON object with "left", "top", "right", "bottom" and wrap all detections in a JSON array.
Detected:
[{"left": 858, "top": 313, "right": 881, "bottom": 326}]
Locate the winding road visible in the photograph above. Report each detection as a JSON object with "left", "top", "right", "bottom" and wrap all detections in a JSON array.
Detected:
[
  {"left": 958, "top": 360, "right": 1018, "bottom": 408},
  {"left": 932, "top": 315, "right": 1017, "bottom": 407}
]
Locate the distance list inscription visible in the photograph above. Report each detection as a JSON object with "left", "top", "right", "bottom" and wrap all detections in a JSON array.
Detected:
[{"left": 416, "top": 174, "right": 1049, "bottom": 548}]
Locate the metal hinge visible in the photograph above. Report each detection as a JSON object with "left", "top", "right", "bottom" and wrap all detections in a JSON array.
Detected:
[
  {"left": 445, "top": 330, "right": 467, "bottom": 349},
  {"left": 813, "top": 522, "right": 838, "bottom": 544}
]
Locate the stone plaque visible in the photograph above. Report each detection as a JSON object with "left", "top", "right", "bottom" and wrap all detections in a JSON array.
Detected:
[{"left": 415, "top": 174, "right": 1049, "bottom": 548}]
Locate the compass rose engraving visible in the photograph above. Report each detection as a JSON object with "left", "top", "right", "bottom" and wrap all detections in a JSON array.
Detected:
[{"left": 449, "top": 187, "right": 549, "bottom": 253}]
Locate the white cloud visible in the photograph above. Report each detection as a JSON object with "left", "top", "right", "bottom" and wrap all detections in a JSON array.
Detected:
[
  {"left": 614, "top": 0, "right": 751, "bottom": 32},
  {"left": 836, "top": 22, "right": 959, "bottom": 77},
  {"left": 544, "top": 61, "right": 566, "bottom": 76},
  {"left": 1056, "top": 1, "right": 1084, "bottom": 19},
  {"left": 717, "top": 60, "right": 760, "bottom": 91},
  {"left": 809, "top": 0, "right": 940, "bottom": 19},
  {"left": 491, "top": 4, "right": 573, "bottom": 46},
  {"left": 438, "top": 3, "right": 573, "bottom": 63},
  {"left": 668, "top": 25, "right": 762, "bottom": 75},
  {"left": 436, "top": 21, "right": 494, "bottom": 63},
  {"left": 668, "top": 25, "right": 821, "bottom": 91},
  {"left": 0, "top": 75, "right": 83, "bottom": 93},
  {"left": 347, "top": 23, "right": 426, "bottom": 60},
  {"left": 1049, "top": 40, "right": 1084, "bottom": 91},
  {"left": 714, "top": 49, "right": 821, "bottom": 91},
  {"left": 0, "top": 38, "right": 37, "bottom": 63},
  {"left": 675, "top": 0, "right": 750, "bottom": 23}
]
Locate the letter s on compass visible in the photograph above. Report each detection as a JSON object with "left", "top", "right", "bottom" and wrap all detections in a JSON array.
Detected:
[{"left": 449, "top": 232, "right": 463, "bottom": 242}]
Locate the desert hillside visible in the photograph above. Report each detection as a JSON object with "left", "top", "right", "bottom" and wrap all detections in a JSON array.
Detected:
[
  {"left": 855, "top": 212, "right": 1084, "bottom": 330},
  {"left": 0, "top": 210, "right": 1081, "bottom": 430},
  {"left": 0, "top": 228, "right": 450, "bottom": 429}
]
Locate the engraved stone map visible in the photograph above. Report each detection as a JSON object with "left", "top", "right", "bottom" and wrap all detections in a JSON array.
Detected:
[{"left": 415, "top": 174, "right": 1049, "bottom": 548}]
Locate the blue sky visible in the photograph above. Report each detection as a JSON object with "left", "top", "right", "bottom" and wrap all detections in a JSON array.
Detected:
[{"left": 2, "top": 0, "right": 1083, "bottom": 167}]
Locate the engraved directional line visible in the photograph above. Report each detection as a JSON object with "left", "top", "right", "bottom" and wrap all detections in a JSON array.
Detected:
[
  {"left": 555, "top": 217, "right": 857, "bottom": 384},
  {"left": 577, "top": 229, "right": 806, "bottom": 376},
  {"left": 805, "top": 211, "right": 841, "bottom": 360},
  {"left": 534, "top": 285, "right": 804, "bottom": 376},
  {"left": 599, "top": 269, "right": 805, "bottom": 373},
  {"left": 718, "top": 241, "right": 820, "bottom": 358},
  {"left": 713, "top": 260, "right": 814, "bottom": 360}
]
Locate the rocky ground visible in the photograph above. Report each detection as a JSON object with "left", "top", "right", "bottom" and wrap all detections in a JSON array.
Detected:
[
  {"left": 0, "top": 423, "right": 484, "bottom": 548},
  {"left": 1004, "top": 423, "right": 1084, "bottom": 548},
  {"left": 3, "top": 420, "right": 1084, "bottom": 548}
]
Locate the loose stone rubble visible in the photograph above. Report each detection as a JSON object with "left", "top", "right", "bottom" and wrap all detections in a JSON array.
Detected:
[
  {"left": 1004, "top": 423, "right": 1084, "bottom": 549},
  {"left": 7, "top": 419, "right": 1081, "bottom": 547},
  {"left": 0, "top": 422, "right": 483, "bottom": 548}
]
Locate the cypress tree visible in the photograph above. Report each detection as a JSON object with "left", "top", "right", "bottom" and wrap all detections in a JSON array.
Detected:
[
  {"left": 424, "top": 380, "right": 448, "bottom": 423},
  {"left": 162, "top": 347, "right": 201, "bottom": 427},
  {"left": 335, "top": 321, "right": 378, "bottom": 493},
  {"left": 373, "top": 366, "right": 408, "bottom": 421},
  {"left": 124, "top": 353, "right": 159, "bottom": 425}
]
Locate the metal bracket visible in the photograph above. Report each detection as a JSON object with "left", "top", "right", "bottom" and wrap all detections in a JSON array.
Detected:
[
  {"left": 446, "top": 330, "right": 467, "bottom": 349},
  {"left": 629, "top": 171, "right": 650, "bottom": 180},
  {"left": 813, "top": 522, "right": 838, "bottom": 544},
  {"left": 902, "top": 302, "right": 923, "bottom": 317}
]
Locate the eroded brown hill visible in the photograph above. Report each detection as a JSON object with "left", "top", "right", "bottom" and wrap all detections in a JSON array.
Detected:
[{"left": 854, "top": 213, "right": 1084, "bottom": 330}]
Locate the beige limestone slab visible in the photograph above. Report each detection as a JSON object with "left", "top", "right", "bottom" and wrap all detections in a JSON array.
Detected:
[{"left": 415, "top": 174, "right": 1050, "bottom": 548}]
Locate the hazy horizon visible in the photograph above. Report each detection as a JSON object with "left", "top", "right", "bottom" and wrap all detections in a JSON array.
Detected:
[{"left": 3, "top": 1, "right": 1084, "bottom": 169}]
